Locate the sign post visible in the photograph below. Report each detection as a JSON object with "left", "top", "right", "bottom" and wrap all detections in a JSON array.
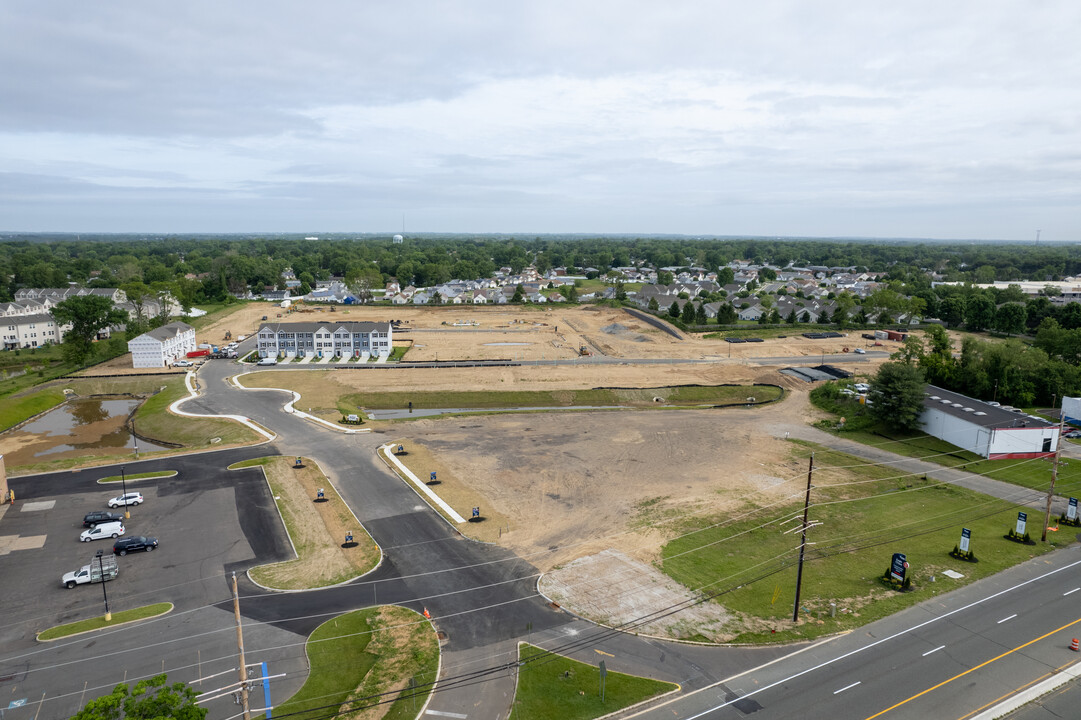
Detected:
[
  {"left": 599, "top": 660, "right": 607, "bottom": 703},
  {"left": 960, "top": 528, "right": 971, "bottom": 553}
]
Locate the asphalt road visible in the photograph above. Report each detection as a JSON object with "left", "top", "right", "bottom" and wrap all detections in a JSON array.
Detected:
[{"left": 626, "top": 544, "right": 1081, "bottom": 720}]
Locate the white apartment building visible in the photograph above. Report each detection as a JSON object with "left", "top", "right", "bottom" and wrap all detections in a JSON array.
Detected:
[
  {"left": 1, "top": 313, "right": 64, "bottom": 349},
  {"left": 127, "top": 322, "right": 196, "bottom": 368},
  {"left": 257, "top": 321, "right": 392, "bottom": 359}
]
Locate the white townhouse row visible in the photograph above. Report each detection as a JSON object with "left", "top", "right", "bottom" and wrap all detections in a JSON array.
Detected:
[
  {"left": 127, "top": 322, "right": 197, "bottom": 368},
  {"left": 1, "top": 313, "right": 64, "bottom": 349},
  {"left": 256, "top": 321, "right": 393, "bottom": 359}
]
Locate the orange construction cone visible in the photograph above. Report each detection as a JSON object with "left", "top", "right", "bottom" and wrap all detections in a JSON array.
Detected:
[
  {"left": 1070, "top": 638, "right": 1079, "bottom": 652},
  {"left": 423, "top": 607, "right": 431, "bottom": 619}
]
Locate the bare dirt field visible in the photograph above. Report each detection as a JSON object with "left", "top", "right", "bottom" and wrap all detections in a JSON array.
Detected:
[
  {"left": 197, "top": 302, "right": 889, "bottom": 363},
  {"left": 396, "top": 388, "right": 823, "bottom": 571}
]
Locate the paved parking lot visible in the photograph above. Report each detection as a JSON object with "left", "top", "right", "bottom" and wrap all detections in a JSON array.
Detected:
[{"left": 0, "top": 447, "right": 305, "bottom": 717}]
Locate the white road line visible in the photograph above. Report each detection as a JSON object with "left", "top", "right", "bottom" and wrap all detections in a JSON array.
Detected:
[
  {"left": 833, "top": 681, "right": 861, "bottom": 695},
  {"left": 1065, "top": 588, "right": 1080, "bottom": 596},
  {"left": 425, "top": 711, "right": 468, "bottom": 719},
  {"left": 677, "top": 557, "right": 1081, "bottom": 720},
  {"left": 922, "top": 645, "right": 946, "bottom": 657},
  {"left": 998, "top": 614, "right": 1018, "bottom": 624}
]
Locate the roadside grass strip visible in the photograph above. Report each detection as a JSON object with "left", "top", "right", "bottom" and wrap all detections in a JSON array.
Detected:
[
  {"left": 381, "top": 445, "right": 466, "bottom": 523},
  {"left": 275, "top": 606, "right": 439, "bottom": 720},
  {"left": 510, "top": 643, "right": 677, "bottom": 720},
  {"left": 97, "top": 471, "right": 176, "bottom": 484},
  {"left": 37, "top": 603, "right": 173, "bottom": 641},
  {"left": 236, "top": 457, "right": 380, "bottom": 590},
  {"left": 661, "top": 440, "right": 1059, "bottom": 645}
]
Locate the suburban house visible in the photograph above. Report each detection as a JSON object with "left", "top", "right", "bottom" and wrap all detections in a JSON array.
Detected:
[
  {"left": 256, "top": 321, "right": 393, "bottom": 359},
  {"left": 920, "top": 385, "right": 1059, "bottom": 459},
  {"left": 127, "top": 322, "right": 196, "bottom": 368}
]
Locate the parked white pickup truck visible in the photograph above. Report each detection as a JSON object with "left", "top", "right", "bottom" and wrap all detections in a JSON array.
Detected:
[{"left": 62, "top": 554, "right": 119, "bottom": 589}]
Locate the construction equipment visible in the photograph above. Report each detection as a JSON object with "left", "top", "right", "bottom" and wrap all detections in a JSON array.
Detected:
[
  {"left": 224, "top": 330, "right": 232, "bottom": 340},
  {"left": 579, "top": 345, "right": 592, "bottom": 356}
]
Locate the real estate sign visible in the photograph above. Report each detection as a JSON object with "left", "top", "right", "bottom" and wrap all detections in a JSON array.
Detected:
[
  {"left": 960, "top": 528, "right": 971, "bottom": 553},
  {"left": 1069, "top": 498, "right": 1078, "bottom": 522},
  {"left": 1016, "top": 512, "right": 1028, "bottom": 536}
]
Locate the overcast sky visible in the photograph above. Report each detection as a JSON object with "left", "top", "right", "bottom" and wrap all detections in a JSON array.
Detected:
[{"left": 2, "top": 2, "right": 1079, "bottom": 239}]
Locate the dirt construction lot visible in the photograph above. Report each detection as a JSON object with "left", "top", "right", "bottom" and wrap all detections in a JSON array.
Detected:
[
  {"left": 196, "top": 302, "right": 889, "bottom": 362},
  {"left": 397, "top": 388, "right": 822, "bottom": 571}
]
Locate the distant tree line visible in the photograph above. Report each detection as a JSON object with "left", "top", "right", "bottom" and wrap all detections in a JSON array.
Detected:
[{"left": 4, "top": 235, "right": 1081, "bottom": 309}]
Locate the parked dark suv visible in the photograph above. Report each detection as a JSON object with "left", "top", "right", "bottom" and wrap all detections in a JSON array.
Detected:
[
  {"left": 83, "top": 511, "right": 124, "bottom": 528},
  {"left": 112, "top": 536, "right": 158, "bottom": 555}
]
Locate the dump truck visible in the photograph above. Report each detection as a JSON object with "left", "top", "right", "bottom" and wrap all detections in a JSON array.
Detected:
[{"left": 62, "top": 554, "right": 118, "bottom": 589}]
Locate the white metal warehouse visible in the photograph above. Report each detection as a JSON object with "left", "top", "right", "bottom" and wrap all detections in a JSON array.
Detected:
[{"left": 920, "top": 385, "right": 1059, "bottom": 460}]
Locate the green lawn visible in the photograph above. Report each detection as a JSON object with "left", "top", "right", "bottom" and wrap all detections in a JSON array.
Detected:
[
  {"left": 0, "top": 386, "right": 66, "bottom": 432},
  {"left": 38, "top": 603, "right": 173, "bottom": 640},
  {"left": 510, "top": 644, "right": 676, "bottom": 720},
  {"left": 342, "top": 384, "right": 783, "bottom": 412},
  {"left": 276, "top": 606, "right": 438, "bottom": 720},
  {"left": 661, "top": 441, "right": 1058, "bottom": 644}
]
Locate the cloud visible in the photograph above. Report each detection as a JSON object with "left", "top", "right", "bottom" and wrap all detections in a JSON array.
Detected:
[{"left": 0, "top": 1, "right": 1079, "bottom": 238}]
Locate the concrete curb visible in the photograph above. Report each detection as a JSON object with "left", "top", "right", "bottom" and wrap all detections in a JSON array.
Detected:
[
  {"left": 95, "top": 471, "right": 177, "bottom": 484},
  {"left": 970, "top": 658, "right": 1081, "bottom": 720}
]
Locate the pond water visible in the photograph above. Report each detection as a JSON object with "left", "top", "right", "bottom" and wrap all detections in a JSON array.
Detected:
[{"left": 0, "top": 398, "right": 170, "bottom": 465}]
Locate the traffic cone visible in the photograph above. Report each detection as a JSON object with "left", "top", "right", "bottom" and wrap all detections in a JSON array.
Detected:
[
  {"left": 423, "top": 607, "right": 431, "bottom": 619},
  {"left": 1070, "top": 638, "right": 1079, "bottom": 652}
]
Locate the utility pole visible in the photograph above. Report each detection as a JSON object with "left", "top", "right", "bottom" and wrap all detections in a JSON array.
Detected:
[
  {"left": 793, "top": 453, "right": 814, "bottom": 623},
  {"left": 231, "top": 572, "right": 251, "bottom": 720},
  {"left": 1043, "top": 411, "right": 1067, "bottom": 542}
]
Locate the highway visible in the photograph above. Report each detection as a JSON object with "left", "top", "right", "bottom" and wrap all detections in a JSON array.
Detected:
[{"left": 627, "top": 543, "right": 1081, "bottom": 720}]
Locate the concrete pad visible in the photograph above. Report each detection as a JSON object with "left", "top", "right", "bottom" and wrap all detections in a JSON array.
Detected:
[
  {"left": 299, "top": 355, "right": 313, "bottom": 364},
  {"left": 20, "top": 500, "right": 56, "bottom": 512},
  {"left": 539, "top": 549, "right": 731, "bottom": 641},
  {"left": 375, "top": 354, "right": 388, "bottom": 364},
  {"left": 0, "top": 534, "right": 48, "bottom": 556}
]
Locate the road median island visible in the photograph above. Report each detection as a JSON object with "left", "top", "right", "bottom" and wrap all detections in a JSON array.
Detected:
[
  {"left": 97, "top": 470, "right": 176, "bottom": 483},
  {"left": 510, "top": 642, "right": 678, "bottom": 720},
  {"left": 37, "top": 602, "right": 173, "bottom": 641},
  {"left": 234, "top": 457, "right": 380, "bottom": 590},
  {"left": 275, "top": 606, "right": 439, "bottom": 720}
]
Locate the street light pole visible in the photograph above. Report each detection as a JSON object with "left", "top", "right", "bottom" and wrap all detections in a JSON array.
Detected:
[
  {"left": 121, "top": 466, "right": 130, "bottom": 520},
  {"left": 96, "top": 550, "right": 111, "bottom": 621}
]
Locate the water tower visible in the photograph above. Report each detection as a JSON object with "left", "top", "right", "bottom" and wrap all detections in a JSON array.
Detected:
[{"left": 393, "top": 234, "right": 404, "bottom": 244}]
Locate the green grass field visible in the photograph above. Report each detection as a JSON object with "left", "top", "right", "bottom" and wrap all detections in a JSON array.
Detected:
[
  {"left": 0, "top": 386, "right": 66, "bottom": 432},
  {"left": 510, "top": 644, "right": 676, "bottom": 720},
  {"left": 275, "top": 606, "right": 438, "bottom": 720},
  {"left": 342, "top": 384, "right": 783, "bottom": 412},
  {"left": 661, "top": 441, "right": 1058, "bottom": 644},
  {"left": 37, "top": 603, "right": 173, "bottom": 640}
]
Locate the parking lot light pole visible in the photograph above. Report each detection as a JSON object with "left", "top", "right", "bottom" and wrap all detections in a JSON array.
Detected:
[
  {"left": 96, "top": 550, "right": 111, "bottom": 621},
  {"left": 121, "top": 466, "right": 130, "bottom": 519}
]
